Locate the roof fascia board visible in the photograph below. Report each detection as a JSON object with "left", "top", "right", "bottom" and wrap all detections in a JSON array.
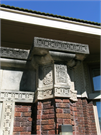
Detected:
[
  {"left": 0, "top": 8, "right": 101, "bottom": 36},
  {"left": 0, "top": 7, "right": 100, "bottom": 29}
]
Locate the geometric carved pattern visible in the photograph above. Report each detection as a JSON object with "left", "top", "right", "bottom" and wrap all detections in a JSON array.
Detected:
[
  {"left": 34, "top": 37, "right": 89, "bottom": 54},
  {"left": 35, "top": 89, "right": 53, "bottom": 101},
  {"left": 0, "top": 91, "right": 34, "bottom": 103},
  {"left": 43, "top": 65, "right": 53, "bottom": 85},
  {"left": 54, "top": 87, "right": 77, "bottom": 101},
  {"left": 54, "top": 87, "right": 70, "bottom": 97},
  {"left": 0, "top": 91, "right": 34, "bottom": 135},
  {"left": 1, "top": 101, "right": 15, "bottom": 135},
  {"left": 0, "top": 47, "right": 29, "bottom": 60},
  {"left": 56, "top": 64, "right": 67, "bottom": 83}
]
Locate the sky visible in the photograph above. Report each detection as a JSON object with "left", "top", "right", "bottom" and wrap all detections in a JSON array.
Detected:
[{"left": 0, "top": 0, "right": 101, "bottom": 23}]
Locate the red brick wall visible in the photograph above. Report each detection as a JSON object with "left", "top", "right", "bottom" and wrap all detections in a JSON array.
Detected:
[
  {"left": 55, "top": 99, "right": 71, "bottom": 134},
  {"left": 75, "top": 99, "right": 97, "bottom": 135},
  {"left": 13, "top": 98, "right": 97, "bottom": 135},
  {"left": 36, "top": 99, "right": 55, "bottom": 135},
  {"left": 35, "top": 98, "right": 97, "bottom": 135},
  {"left": 13, "top": 104, "right": 32, "bottom": 135}
]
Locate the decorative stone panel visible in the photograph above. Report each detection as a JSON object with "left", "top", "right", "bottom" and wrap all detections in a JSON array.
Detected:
[{"left": 0, "top": 101, "right": 15, "bottom": 135}]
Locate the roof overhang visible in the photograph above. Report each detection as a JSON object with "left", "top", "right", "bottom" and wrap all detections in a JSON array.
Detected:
[{"left": 0, "top": 7, "right": 101, "bottom": 36}]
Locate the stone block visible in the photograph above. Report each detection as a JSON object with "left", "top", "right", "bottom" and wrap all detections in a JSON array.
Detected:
[{"left": 1, "top": 70, "right": 23, "bottom": 91}]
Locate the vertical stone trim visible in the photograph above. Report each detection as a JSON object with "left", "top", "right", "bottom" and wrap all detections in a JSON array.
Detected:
[
  {"left": 0, "top": 101, "right": 15, "bottom": 135},
  {"left": 93, "top": 103, "right": 101, "bottom": 135}
]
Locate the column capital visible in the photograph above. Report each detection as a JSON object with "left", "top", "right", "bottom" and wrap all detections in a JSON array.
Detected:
[{"left": 30, "top": 37, "right": 89, "bottom": 102}]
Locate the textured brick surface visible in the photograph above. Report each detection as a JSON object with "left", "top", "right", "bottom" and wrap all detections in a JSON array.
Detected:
[
  {"left": 13, "top": 104, "right": 32, "bottom": 135},
  {"left": 13, "top": 98, "right": 97, "bottom": 135}
]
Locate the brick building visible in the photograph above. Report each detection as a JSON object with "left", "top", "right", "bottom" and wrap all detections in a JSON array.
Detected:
[{"left": 0, "top": 4, "right": 101, "bottom": 135}]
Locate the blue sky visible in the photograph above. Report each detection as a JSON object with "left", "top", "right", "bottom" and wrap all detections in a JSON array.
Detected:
[{"left": 0, "top": 0, "right": 101, "bottom": 23}]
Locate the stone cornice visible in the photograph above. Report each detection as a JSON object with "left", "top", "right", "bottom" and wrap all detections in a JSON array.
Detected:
[
  {"left": 33, "top": 37, "right": 89, "bottom": 54},
  {"left": 0, "top": 47, "right": 29, "bottom": 60}
]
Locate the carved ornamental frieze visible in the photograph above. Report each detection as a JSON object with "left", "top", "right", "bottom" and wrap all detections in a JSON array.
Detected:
[
  {"left": 0, "top": 47, "right": 29, "bottom": 60},
  {"left": 34, "top": 37, "right": 89, "bottom": 54},
  {"left": 0, "top": 91, "right": 34, "bottom": 102}
]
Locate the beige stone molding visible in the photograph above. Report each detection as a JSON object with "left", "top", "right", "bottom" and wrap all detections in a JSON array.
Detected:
[{"left": 0, "top": 90, "right": 34, "bottom": 103}]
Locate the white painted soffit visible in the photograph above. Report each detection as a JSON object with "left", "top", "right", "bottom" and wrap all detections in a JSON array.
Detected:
[{"left": 0, "top": 7, "right": 101, "bottom": 36}]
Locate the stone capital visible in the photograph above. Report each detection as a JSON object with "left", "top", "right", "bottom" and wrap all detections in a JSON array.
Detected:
[{"left": 30, "top": 37, "right": 89, "bottom": 102}]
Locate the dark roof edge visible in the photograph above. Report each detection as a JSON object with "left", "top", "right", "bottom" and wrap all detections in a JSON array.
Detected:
[{"left": 1, "top": 4, "right": 101, "bottom": 26}]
